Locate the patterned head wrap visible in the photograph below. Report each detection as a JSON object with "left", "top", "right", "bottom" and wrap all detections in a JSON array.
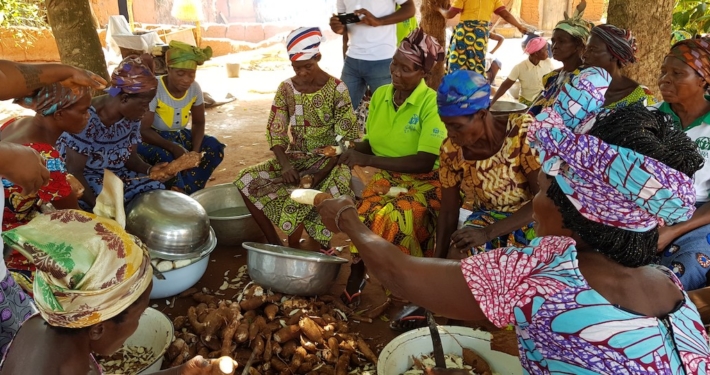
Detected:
[
  {"left": 166, "top": 40, "right": 213, "bottom": 70},
  {"left": 398, "top": 28, "right": 445, "bottom": 73},
  {"left": 668, "top": 37, "right": 710, "bottom": 86},
  {"left": 14, "top": 83, "right": 90, "bottom": 116},
  {"left": 286, "top": 27, "right": 323, "bottom": 62},
  {"left": 437, "top": 70, "right": 490, "bottom": 117},
  {"left": 527, "top": 68, "right": 695, "bottom": 231},
  {"left": 107, "top": 54, "right": 158, "bottom": 97},
  {"left": 554, "top": 1, "right": 593, "bottom": 42},
  {"left": 590, "top": 24, "right": 638, "bottom": 66},
  {"left": 524, "top": 37, "right": 547, "bottom": 54},
  {"left": 1, "top": 210, "right": 153, "bottom": 328}
]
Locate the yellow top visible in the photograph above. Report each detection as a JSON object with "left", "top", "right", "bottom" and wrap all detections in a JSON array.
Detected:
[{"left": 451, "top": 0, "right": 506, "bottom": 22}]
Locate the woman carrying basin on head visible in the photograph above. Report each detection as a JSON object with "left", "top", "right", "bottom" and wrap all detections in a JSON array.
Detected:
[{"left": 235, "top": 27, "right": 359, "bottom": 253}]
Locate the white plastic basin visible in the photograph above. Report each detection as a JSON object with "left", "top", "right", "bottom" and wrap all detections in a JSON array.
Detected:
[
  {"left": 378, "top": 326, "right": 522, "bottom": 375},
  {"left": 120, "top": 307, "right": 174, "bottom": 374}
]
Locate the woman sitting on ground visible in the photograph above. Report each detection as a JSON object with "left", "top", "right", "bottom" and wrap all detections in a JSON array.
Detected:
[
  {"left": 654, "top": 38, "right": 710, "bottom": 291},
  {"left": 582, "top": 24, "right": 655, "bottom": 109},
  {"left": 1, "top": 83, "right": 90, "bottom": 282},
  {"left": 338, "top": 29, "right": 447, "bottom": 329},
  {"left": 319, "top": 103, "right": 710, "bottom": 373},
  {"left": 527, "top": 0, "right": 591, "bottom": 116},
  {"left": 0, "top": 210, "right": 236, "bottom": 374},
  {"left": 139, "top": 41, "right": 225, "bottom": 194},
  {"left": 58, "top": 55, "right": 173, "bottom": 210},
  {"left": 235, "top": 27, "right": 358, "bottom": 253},
  {"left": 490, "top": 37, "right": 554, "bottom": 106}
]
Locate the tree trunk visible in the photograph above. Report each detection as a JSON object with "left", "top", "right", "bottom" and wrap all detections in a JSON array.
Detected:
[
  {"left": 420, "top": 0, "right": 449, "bottom": 90},
  {"left": 46, "top": 0, "right": 109, "bottom": 83},
  {"left": 607, "top": 0, "right": 674, "bottom": 97}
]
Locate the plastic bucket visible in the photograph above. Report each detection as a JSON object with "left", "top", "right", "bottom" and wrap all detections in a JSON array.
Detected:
[{"left": 377, "top": 326, "right": 522, "bottom": 375}]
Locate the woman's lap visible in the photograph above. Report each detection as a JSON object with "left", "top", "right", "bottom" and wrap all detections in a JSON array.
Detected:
[{"left": 658, "top": 222, "right": 710, "bottom": 291}]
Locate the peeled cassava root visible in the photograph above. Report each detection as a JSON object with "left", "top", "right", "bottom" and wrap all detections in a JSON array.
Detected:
[
  {"left": 164, "top": 283, "right": 379, "bottom": 374},
  {"left": 290, "top": 189, "right": 332, "bottom": 206}
]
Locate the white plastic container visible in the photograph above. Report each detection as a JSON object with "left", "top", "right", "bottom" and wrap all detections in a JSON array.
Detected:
[
  {"left": 378, "top": 326, "right": 522, "bottom": 375},
  {"left": 124, "top": 308, "right": 174, "bottom": 374}
]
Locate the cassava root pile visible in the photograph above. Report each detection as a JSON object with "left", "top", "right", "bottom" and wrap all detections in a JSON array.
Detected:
[
  {"left": 165, "top": 283, "right": 380, "bottom": 375},
  {"left": 150, "top": 151, "right": 203, "bottom": 180}
]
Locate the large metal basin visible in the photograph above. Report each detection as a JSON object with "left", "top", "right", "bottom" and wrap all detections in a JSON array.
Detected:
[
  {"left": 190, "top": 183, "right": 265, "bottom": 247},
  {"left": 242, "top": 242, "right": 348, "bottom": 296},
  {"left": 126, "top": 190, "right": 215, "bottom": 260},
  {"left": 490, "top": 100, "right": 528, "bottom": 116}
]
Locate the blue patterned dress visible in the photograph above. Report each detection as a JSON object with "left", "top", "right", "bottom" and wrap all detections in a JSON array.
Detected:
[
  {"left": 461, "top": 236, "right": 710, "bottom": 374},
  {"left": 57, "top": 107, "right": 164, "bottom": 208}
]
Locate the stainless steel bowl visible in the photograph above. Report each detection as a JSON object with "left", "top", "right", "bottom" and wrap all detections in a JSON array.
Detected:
[
  {"left": 490, "top": 100, "right": 528, "bottom": 116},
  {"left": 126, "top": 190, "right": 216, "bottom": 260},
  {"left": 242, "top": 242, "right": 348, "bottom": 296},
  {"left": 190, "top": 184, "right": 265, "bottom": 247}
]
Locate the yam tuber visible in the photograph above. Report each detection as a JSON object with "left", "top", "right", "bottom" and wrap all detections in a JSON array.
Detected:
[
  {"left": 221, "top": 320, "right": 239, "bottom": 357},
  {"left": 173, "top": 316, "right": 187, "bottom": 331},
  {"left": 211, "top": 357, "right": 236, "bottom": 375},
  {"left": 151, "top": 151, "right": 203, "bottom": 180},
  {"left": 281, "top": 341, "right": 298, "bottom": 358},
  {"left": 289, "top": 347, "right": 308, "bottom": 372},
  {"left": 462, "top": 348, "right": 492, "bottom": 375},
  {"left": 249, "top": 316, "right": 266, "bottom": 341},
  {"left": 300, "top": 335, "right": 317, "bottom": 353},
  {"left": 234, "top": 321, "right": 250, "bottom": 344},
  {"left": 240, "top": 294, "right": 267, "bottom": 311},
  {"left": 356, "top": 337, "right": 378, "bottom": 365},
  {"left": 270, "top": 358, "right": 288, "bottom": 372},
  {"left": 167, "top": 338, "right": 187, "bottom": 361},
  {"left": 187, "top": 306, "right": 204, "bottom": 334},
  {"left": 251, "top": 335, "right": 265, "bottom": 356},
  {"left": 202, "top": 305, "right": 231, "bottom": 341},
  {"left": 287, "top": 310, "right": 305, "bottom": 326},
  {"left": 169, "top": 338, "right": 190, "bottom": 367},
  {"left": 271, "top": 341, "right": 282, "bottom": 356},
  {"left": 264, "top": 304, "right": 279, "bottom": 321},
  {"left": 299, "top": 316, "right": 324, "bottom": 344},
  {"left": 263, "top": 334, "right": 273, "bottom": 361},
  {"left": 327, "top": 337, "right": 339, "bottom": 360},
  {"left": 273, "top": 324, "right": 301, "bottom": 343},
  {"left": 335, "top": 352, "right": 349, "bottom": 375}
]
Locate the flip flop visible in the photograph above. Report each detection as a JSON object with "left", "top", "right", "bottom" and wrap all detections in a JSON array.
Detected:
[{"left": 390, "top": 304, "right": 427, "bottom": 332}]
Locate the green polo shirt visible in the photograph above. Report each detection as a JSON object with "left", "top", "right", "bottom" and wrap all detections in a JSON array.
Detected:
[
  {"left": 364, "top": 80, "right": 447, "bottom": 169},
  {"left": 655, "top": 98, "right": 710, "bottom": 202}
]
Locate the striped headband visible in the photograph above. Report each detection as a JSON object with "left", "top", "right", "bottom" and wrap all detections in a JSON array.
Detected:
[{"left": 286, "top": 27, "right": 323, "bottom": 62}]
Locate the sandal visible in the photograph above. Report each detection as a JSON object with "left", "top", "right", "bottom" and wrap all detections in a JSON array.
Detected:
[
  {"left": 389, "top": 304, "right": 427, "bottom": 332},
  {"left": 340, "top": 278, "right": 367, "bottom": 309}
]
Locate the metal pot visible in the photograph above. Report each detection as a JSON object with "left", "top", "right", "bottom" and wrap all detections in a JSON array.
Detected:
[
  {"left": 242, "top": 242, "right": 348, "bottom": 296},
  {"left": 490, "top": 100, "right": 528, "bottom": 117},
  {"left": 126, "top": 190, "right": 215, "bottom": 260},
  {"left": 190, "top": 184, "right": 265, "bottom": 247}
]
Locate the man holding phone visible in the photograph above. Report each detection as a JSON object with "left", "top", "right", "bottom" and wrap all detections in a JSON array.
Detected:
[{"left": 329, "top": 0, "right": 416, "bottom": 109}]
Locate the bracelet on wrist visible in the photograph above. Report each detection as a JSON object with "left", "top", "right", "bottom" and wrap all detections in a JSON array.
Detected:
[
  {"left": 335, "top": 205, "right": 357, "bottom": 232},
  {"left": 146, "top": 165, "right": 153, "bottom": 176}
]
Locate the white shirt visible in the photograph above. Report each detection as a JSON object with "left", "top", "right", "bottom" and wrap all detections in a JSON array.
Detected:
[
  {"left": 337, "top": 0, "right": 408, "bottom": 61},
  {"left": 507, "top": 58, "right": 555, "bottom": 102}
]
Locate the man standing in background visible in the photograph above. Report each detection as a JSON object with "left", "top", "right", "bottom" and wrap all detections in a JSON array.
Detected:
[{"left": 329, "top": 0, "right": 416, "bottom": 109}]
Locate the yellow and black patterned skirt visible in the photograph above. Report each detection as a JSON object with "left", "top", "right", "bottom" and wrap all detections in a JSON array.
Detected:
[{"left": 447, "top": 20, "right": 490, "bottom": 75}]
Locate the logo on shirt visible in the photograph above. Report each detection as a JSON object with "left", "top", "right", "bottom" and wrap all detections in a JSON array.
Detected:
[
  {"left": 404, "top": 114, "right": 420, "bottom": 133},
  {"left": 697, "top": 137, "right": 710, "bottom": 151}
]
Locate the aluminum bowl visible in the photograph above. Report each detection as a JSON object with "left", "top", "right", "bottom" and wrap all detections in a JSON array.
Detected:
[
  {"left": 490, "top": 100, "right": 528, "bottom": 116},
  {"left": 190, "top": 183, "right": 265, "bottom": 247},
  {"left": 126, "top": 190, "right": 216, "bottom": 260},
  {"left": 242, "top": 242, "right": 348, "bottom": 296}
]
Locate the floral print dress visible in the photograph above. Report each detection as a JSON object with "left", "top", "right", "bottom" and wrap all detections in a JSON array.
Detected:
[
  {"left": 234, "top": 77, "right": 358, "bottom": 248},
  {"left": 461, "top": 235, "right": 710, "bottom": 374}
]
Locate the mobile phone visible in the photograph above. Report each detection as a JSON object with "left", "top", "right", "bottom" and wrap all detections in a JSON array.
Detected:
[{"left": 337, "top": 13, "right": 361, "bottom": 24}]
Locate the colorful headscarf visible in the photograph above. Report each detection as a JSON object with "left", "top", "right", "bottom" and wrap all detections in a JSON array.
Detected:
[
  {"left": 437, "top": 70, "right": 490, "bottom": 117},
  {"left": 106, "top": 54, "right": 158, "bottom": 97},
  {"left": 671, "top": 30, "right": 692, "bottom": 47},
  {"left": 524, "top": 37, "right": 547, "bottom": 54},
  {"left": 398, "top": 28, "right": 445, "bottom": 73},
  {"left": 14, "top": 83, "right": 90, "bottom": 116},
  {"left": 554, "top": 1, "right": 593, "bottom": 42},
  {"left": 527, "top": 67, "right": 696, "bottom": 231},
  {"left": 668, "top": 37, "right": 710, "bottom": 86},
  {"left": 591, "top": 24, "right": 638, "bottom": 66},
  {"left": 286, "top": 27, "right": 323, "bottom": 61},
  {"left": 2, "top": 210, "right": 153, "bottom": 328},
  {"left": 532, "top": 67, "right": 611, "bottom": 135},
  {"left": 166, "top": 40, "right": 213, "bottom": 70}
]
